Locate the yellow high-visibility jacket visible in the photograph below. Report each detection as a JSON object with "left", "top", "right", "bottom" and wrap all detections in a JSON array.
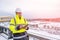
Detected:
[{"left": 9, "top": 15, "right": 28, "bottom": 33}]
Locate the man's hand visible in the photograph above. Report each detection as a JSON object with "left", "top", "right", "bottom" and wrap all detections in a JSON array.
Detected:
[
  {"left": 19, "top": 25, "right": 23, "bottom": 29},
  {"left": 25, "top": 26, "right": 29, "bottom": 30},
  {"left": 15, "top": 24, "right": 24, "bottom": 30}
]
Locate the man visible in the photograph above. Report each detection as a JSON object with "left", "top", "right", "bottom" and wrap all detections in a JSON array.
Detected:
[{"left": 9, "top": 8, "right": 29, "bottom": 40}]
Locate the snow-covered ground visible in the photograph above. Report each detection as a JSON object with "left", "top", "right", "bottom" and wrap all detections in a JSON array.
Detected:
[{"left": 0, "top": 21, "right": 60, "bottom": 40}]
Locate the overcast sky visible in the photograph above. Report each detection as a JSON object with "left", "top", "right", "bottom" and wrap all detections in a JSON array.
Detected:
[{"left": 0, "top": 0, "right": 60, "bottom": 18}]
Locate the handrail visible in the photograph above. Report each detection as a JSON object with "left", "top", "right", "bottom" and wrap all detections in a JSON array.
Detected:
[{"left": 0, "top": 26, "right": 49, "bottom": 40}]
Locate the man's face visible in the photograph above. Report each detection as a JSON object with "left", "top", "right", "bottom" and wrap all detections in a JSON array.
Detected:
[{"left": 16, "top": 12, "right": 22, "bottom": 17}]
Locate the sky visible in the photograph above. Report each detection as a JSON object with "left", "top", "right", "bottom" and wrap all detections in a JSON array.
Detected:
[{"left": 0, "top": 0, "right": 60, "bottom": 19}]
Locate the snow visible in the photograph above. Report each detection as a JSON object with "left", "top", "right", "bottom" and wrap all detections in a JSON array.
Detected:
[{"left": 0, "top": 21, "right": 60, "bottom": 40}]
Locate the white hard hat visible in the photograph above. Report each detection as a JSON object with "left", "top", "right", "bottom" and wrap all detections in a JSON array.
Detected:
[{"left": 15, "top": 8, "right": 21, "bottom": 12}]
